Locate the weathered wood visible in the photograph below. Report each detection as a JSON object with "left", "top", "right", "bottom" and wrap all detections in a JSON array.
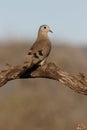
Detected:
[{"left": 0, "top": 55, "right": 87, "bottom": 95}]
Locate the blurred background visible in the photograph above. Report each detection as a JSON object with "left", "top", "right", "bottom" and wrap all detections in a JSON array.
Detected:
[{"left": 0, "top": 0, "right": 87, "bottom": 130}]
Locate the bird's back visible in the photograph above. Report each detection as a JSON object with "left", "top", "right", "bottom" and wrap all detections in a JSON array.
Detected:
[
  {"left": 31, "top": 39, "right": 51, "bottom": 65},
  {"left": 26, "top": 25, "right": 53, "bottom": 66}
]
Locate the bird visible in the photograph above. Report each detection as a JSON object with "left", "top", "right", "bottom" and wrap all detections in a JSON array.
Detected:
[{"left": 26, "top": 25, "right": 53, "bottom": 67}]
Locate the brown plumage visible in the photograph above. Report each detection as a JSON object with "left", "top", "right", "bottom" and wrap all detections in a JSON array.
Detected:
[{"left": 28, "top": 25, "right": 53, "bottom": 66}]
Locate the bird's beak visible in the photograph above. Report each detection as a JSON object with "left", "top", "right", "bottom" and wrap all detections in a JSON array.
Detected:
[{"left": 49, "top": 29, "right": 53, "bottom": 33}]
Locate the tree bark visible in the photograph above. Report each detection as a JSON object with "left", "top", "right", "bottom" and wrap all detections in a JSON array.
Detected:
[{"left": 0, "top": 54, "right": 87, "bottom": 95}]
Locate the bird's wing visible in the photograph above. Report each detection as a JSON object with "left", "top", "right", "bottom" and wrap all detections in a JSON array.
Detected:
[{"left": 30, "top": 39, "right": 51, "bottom": 64}]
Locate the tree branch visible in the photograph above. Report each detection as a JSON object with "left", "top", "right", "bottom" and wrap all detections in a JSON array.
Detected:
[{"left": 0, "top": 54, "right": 87, "bottom": 95}]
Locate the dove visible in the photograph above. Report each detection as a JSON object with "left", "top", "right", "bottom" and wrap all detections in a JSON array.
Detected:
[{"left": 27, "top": 25, "right": 53, "bottom": 66}]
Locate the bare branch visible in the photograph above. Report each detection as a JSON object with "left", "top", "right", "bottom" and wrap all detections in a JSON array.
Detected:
[{"left": 0, "top": 54, "right": 87, "bottom": 95}]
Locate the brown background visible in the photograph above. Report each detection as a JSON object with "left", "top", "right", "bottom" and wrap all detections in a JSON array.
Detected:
[{"left": 0, "top": 40, "right": 87, "bottom": 130}]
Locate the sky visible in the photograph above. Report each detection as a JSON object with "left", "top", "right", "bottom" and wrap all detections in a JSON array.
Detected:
[{"left": 0, "top": 0, "right": 87, "bottom": 44}]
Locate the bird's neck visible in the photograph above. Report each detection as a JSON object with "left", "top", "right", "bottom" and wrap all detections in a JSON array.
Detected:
[{"left": 36, "top": 31, "right": 49, "bottom": 41}]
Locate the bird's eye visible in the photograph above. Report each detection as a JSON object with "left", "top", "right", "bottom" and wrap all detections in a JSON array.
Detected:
[{"left": 44, "top": 26, "right": 46, "bottom": 29}]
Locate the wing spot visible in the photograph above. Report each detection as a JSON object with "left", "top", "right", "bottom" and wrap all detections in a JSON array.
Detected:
[
  {"left": 28, "top": 52, "right": 32, "bottom": 55},
  {"left": 38, "top": 50, "right": 43, "bottom": 56},
  {"left": 33, "top": 53, "right": 39, "bottom": 58},
  {"left": 28, "top": 49, "right": 32, "bottom": 55}
]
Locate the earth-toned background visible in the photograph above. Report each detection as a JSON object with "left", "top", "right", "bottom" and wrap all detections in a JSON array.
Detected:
[{"left": 0, "top": 40, "right": 87, "bottom": 130}]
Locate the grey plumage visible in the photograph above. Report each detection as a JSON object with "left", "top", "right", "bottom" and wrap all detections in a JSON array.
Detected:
[{"left": 28, "top": 25, "right": 53, "bottom": 66}]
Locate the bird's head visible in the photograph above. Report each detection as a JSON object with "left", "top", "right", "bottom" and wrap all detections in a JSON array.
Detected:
[{"left": 39, "top": 25, "right": 53, "bottom": 33}]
